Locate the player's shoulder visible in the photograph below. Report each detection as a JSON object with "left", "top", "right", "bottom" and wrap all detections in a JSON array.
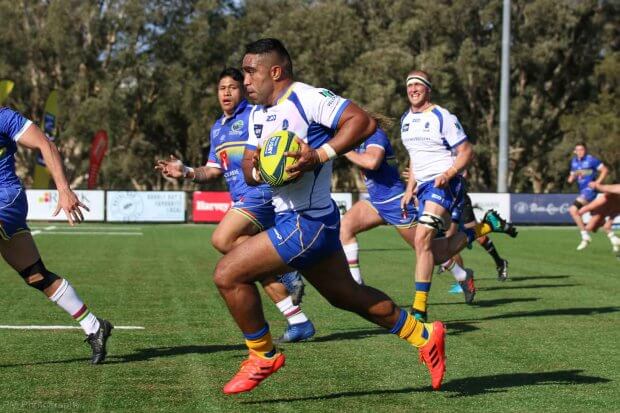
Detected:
[
  {"left": 430, "top": 104, "right": 455, "bottom": 119},
  {"left": 292, "top": 82, "right": 337, "bottom": 101},
  {"left": 400, "top": 109, "right": 411, "bottom": 123}
]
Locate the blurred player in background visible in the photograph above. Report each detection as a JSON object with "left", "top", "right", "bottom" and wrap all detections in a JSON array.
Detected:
[
  {"left": 0, "top": 107, "right": 112, "bottom": 364},
  {"left": 155, "top": 68, "right": 314, "bottom": 343},
  {"left": 566, "top": 143, "right": 618, "bottom": 251},
  {"left": 579, "top": 181, "right": 620, "bottom": 255}
]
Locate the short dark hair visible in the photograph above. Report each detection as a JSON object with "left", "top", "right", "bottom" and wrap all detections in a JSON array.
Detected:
[
  {"left": 575, "top": 142, "right": 587, "bottom": 149},
  {"left": 244, "top": 38, "right": 293, "bottom": 78},
  {"left": 219, "top": 67, "right": 243, "bottom": 84}
]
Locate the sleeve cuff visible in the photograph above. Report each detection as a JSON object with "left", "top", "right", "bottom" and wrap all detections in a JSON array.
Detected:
[{"left": 13, "top": 120, "right": 33, "bottom": 142}]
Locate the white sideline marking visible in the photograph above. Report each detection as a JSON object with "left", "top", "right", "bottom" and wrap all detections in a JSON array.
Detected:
[
  {"left": 38, "top": 231, "right": 143, "bottom": 236},
  {"left": 0, "top": 325, "right": 144, "bottom": 330},
  {"left": 44, "top": 226, "right": 56, "bottom": 231},
  {"left": 31, "top": 230, "right": 42, "bottom": 236}
]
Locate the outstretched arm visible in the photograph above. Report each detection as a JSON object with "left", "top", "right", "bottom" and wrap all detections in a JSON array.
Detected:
[
  {"left": 18, "top": 123, "right": 88, "bottom": 225},
  {"left": 344, "top": 146, "right": 384, "bottom": 171},
  {"left": 155, "top": 154, "right": 222, "bottom": 183}
]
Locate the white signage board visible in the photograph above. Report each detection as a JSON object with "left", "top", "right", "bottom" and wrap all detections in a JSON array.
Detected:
[
  {"left": 107, "top": 191, "right": 185, "bottom": 222},
  {"left": 26, "top": 190, "right": 105, "bottom": 221}
]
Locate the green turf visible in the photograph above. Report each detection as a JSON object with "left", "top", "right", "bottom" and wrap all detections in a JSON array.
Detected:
[{"left": 0, "top": 224, "right": 618, "bottom": 412}]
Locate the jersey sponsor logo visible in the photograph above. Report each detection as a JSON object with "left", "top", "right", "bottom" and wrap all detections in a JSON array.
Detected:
[
  {"left": 455, "top": 121, "right": 463, "bottom": 130},
  {"left": 431, "top": 193, "right": 443, "bottom": 201},
  {"left": 266, "top": 114, "right": 277, "bottom": 122},
  {"left": 424, "top": 122, "right": 430, "bottom": 130},
  {"left": 263, "top": 136, "right": 280, "bottom": 157},
  {"left": 231, "top": 120, "right": 244, "bottom": 132},
  {"left": 319, "top": 89, "right": 337, "bottom": 106},
  {"left": 402, "top": 123, "right": 409, "bottom": 132},
  {"left": 282, "top": 119, "right": 289, "bottom": 130},
  {"left": 254, "top": 124, "right": 263, "bottom": 140}
]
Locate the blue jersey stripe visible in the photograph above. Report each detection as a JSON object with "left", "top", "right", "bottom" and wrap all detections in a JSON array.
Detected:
[
  {"left": 431, "top": 107, "right": 443, "bottom": 134},
  {"left": 330, "top": 100, "right": 351, "bottom": 129},
  {"left": 288, "top": 92, "right": 309, "bottom": 126}
]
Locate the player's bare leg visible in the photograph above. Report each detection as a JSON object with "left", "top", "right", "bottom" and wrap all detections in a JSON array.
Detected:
[
  {"left": 412, "top": 201, "right": 449, "bottom": 320},
  {"left": 570, "top": 197, "right": 591, "bottom": 250},
  {"left": 212, "top": 209, "right": 313, "bottom": 342},
  {"left": 340, "top": 200, "right": 385, "bottom": 284},
  {"left": 213, "top": 232, "right": 297, "bottom": 394},
  {"left": 0, "top": 232, "right": 112, "bottom": 364},
  {"left": 300, "top": 249, "right": 446, "bottom": 390}
]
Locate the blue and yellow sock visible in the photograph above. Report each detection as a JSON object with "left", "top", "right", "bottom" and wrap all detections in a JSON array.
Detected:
[
  {"left": 464, "top": 222, "right": 493, "bottom": 244},
  {"left": 390, "top": 309, "right": 430, "bottom": 347},
  {"left": 244, "top": 323, "right": 277, "bottom": 359},
  {"left": 412, "top": 281, "right": 431, "bottom": 315}
]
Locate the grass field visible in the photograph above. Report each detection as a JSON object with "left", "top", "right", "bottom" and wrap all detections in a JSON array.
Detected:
[{"left": 0, "top": 223, "right": 618, "bottom": 412}]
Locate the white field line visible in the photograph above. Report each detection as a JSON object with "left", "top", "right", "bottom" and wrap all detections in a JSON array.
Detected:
[
  {"left": 37, "top": 231, "right": 143, "bottom": 236},
  {"left": 29, "top": 226, "right": 142, "bottom": 231},
  {"left": 0, "top": 325, "right": 144, "bottom": 330}
]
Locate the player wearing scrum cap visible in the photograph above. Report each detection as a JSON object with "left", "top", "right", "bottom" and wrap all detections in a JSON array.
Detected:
[{"left": 400, "top": 70, "right": 516, "bottom": 321}]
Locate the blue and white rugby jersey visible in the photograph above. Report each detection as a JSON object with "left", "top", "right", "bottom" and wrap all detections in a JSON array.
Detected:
[
  {"left": 400, "top": 105, "right": 467, "bottom": 183},
  {"left": 0, "top": 107, "right": 32, "bottom": 188},
  {"left": 354, "top": 127, "right": 404, "bottom": 203},
  {"left": 246, "top": 82, "right": 350, "bottom": 217},
  {"left": 570, "top": 154, "right": 603, "bottom": 192},
  {"left": 206, "top": 99, "right": 271, "bottom": 202}
]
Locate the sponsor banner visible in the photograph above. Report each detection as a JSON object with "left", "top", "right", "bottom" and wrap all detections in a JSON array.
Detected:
[
  {"left": 332, "top": 192, "right": 353, "bottom": 216},
  {"left": 107, "top": 191, "right": 185, "bottom": 222},
  {"left": 469, "top": 193, "right": 511, "bottom": 222},
  {"left": 26, "top": 190, "right": 104, "bottom": 221},
  {"left": 510, "top": 194, "right": 576, "bottom": 224},
  {"left": 193, "top": 191, "right": 232, "bottom": 223}
]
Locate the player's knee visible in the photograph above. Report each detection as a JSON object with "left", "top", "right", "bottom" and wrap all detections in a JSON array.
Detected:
[
  {"left": 18, "top": 259, "right": 60, "bottom": 291},
  {"left": 339, "top": 218, "right": 356, "bottom": 243},
  {"left": 212, "top": 257, "right": 242, "bottom": 291},
  {"left": 211, "top": 232, "right": 232, "bottom": 255}
]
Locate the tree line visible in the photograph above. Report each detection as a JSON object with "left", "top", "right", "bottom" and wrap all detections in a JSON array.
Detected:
[{"left": 1, "top": 0, "right": 617, "bottom": 192}]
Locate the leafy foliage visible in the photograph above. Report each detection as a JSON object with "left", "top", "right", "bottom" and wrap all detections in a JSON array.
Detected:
[{"left": 0, "top": 0, "right": 616, "bottom": 191}]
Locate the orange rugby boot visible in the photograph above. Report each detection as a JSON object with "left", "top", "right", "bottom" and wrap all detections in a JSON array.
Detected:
[
  {"left": 418, "top": 321, "right": 446, "bottom": 390},
  {"left": 223, "top": 352, "right": 286, "bottom": 394}
]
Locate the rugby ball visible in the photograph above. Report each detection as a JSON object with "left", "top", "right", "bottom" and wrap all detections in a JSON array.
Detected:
[{"left": 259, "top": 130, "right": 301, "bottom": 186}]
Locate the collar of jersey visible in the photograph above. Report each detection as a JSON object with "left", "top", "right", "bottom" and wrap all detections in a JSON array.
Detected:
[
  {"left": 273, "top": 82, "right": 296, "bottom": 106},
  {"left": 410, "top": 104, "right": 436, "bottom": 114},
  {"left": 219, "top": 99, "right": 249, "bottom": 125}
]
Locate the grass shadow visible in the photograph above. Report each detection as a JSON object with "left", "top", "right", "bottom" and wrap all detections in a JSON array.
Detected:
[
  {"left": 479, "top": 283, "right": 580, "bottom": 292},
  {"left": 241, "top": 369, "right": 609, "bottom": 403},
  {"left": 429, "top": 297, "right": 540, "bottom": 307},
  {"left": 507, "top": 275, "right": 571, "bottom": 282}
]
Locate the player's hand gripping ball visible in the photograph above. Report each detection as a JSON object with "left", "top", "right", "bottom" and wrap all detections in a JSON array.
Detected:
[{"left": 259, "top": 130, "right": 301, "bottom": 186}]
